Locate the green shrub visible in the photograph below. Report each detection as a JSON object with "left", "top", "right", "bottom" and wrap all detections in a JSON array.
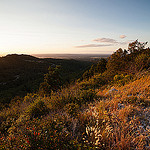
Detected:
[
  {"left": 114, "top": 74, "right": 124, "bottom": 81},
  {"left": 2, "top": 115, "right": 80, "bottom": 150},
  {"left": 24, "top": 93, "right": 39, "bottom": 103},
  {"left": 113, "top": 74, "right": 133, "bottom": 86},
  {"left": 26, "top": 99, "right": 49, "bottom": 118},
  {"left": 79, "top": 89, "right": 96, "bottom": 104},
  {"left": 79, "top": 74, "right": 106, "bottom": 90}
]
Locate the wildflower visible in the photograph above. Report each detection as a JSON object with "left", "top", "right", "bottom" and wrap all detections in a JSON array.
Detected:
[{"left": 26, "top": 140, "right": 30, "bottom": 144}]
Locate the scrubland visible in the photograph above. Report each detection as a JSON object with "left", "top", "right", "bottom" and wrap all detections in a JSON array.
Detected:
[{"left": 0, "top": 40, "right": 150, "bottom": 149}]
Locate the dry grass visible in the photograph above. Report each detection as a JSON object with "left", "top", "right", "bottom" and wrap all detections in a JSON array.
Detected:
[{"left": 0, "top": 72, "right": 150, "bottom": 149}]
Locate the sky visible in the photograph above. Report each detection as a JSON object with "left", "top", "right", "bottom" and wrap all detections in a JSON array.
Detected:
[{"left": 0, "top": 0, "right": 150, "bottom": 56}]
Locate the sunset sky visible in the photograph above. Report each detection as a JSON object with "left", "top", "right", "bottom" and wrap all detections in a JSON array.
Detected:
[{"left": 0, "top": 0, "right": 150, "bottom": 56}]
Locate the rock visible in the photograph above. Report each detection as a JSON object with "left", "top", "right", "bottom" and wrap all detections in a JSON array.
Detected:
[
  {"left": 146, "top": 126, "right": 150, "bottom": 132},
  {"left": 109, "top": 88, "right": 118, "bottom": 92},
  {"left": 127, "top": 94, "right": 132, "bottom": 97},
  {"left": 118, "top": 103, "right": 125, "bottom": 109},
  {"left": 138, "top": 126, "right": 146, "bottom": 133},
  {"left": 139, "top": 125, "right": 144, "bottom": 129},
  {"left": 105, "top": 88, "right": 118, "bottom": 95}
]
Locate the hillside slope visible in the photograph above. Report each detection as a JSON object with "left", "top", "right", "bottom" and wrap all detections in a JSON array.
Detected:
[
  {"left": 0, "top": 40, "right": 150, "bottom": 149},
  {"left": 0, "top": 69, "right": 149, "bottom": 149}
]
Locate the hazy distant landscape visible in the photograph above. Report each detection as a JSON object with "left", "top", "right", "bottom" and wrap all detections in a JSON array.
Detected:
[{"left": 32, "top": 54, "right": 110, "bottom": 61}]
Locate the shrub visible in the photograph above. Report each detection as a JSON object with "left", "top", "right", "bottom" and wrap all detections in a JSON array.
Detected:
[
  {"left": 64, "top": 103, "right": 79, "bottom": 117},
  {"left": 113, "top": 74, "right": 133, "bottom": 86},
  {"left": 79, "top": 74, "right": 106, "bottom": 90},
  {"left": 24, "top": 93, "right": 39, "bottom": 103},
  {"left": 124, "top": 96, "right": 150, "bottom": 106},
  {"left": 39, "top": 65, "right": 62, "bottom": 96},
  {"left": 134, "top": 53, "right": 150, "bottom": 71},
  {"left": 26, "top": 99, "right": 49, "bottom": 118},
  {"left": 125, "top": 96, "right": 138, "bottom": 104},
  {"left": 2, "top": 115, "right": 80, "bottom": 150},
  {"left": 78, "top": 89, "right": 96, "bottom": 104},
  {"left": 114, "top": 74, "right": 124, "bottom": 81}
]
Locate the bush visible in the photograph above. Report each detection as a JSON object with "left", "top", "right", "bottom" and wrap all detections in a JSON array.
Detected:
[
  {"left": 24, "top": 93, "right": 39, "bottom": 103},
  {"left": 26, "top": 99, "right": 49, "bottom": 118},
  {"left": 78, "top": 89, "right": 96, "bottom": 104},
  {"left": 79, "top": 74, "right": 106, "bottom": 90},
  {"left": 125, "top": 96, "right": 138, "bottom": 104},
  {"left": 134, "top": 53, "right": 150, "bottom": 71},
  {"left": 64, "top": 103, "right": 79, "bottom": 117},
  {"left": 125, "top": 96, "right": 150, "bottom": 106},
  {"left": 113, "top": 74, "right": 133, "bottom": 86},
  {"left": 114, "top": 74, "right": 124, "bottom": 81},
  {"left": 1, "top": 115, "right": 80, "bottom": 150}
]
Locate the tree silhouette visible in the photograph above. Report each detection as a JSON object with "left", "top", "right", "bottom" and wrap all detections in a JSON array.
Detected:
[
  {"left": 39, "top": 65, "right": 62, "bottom": 96},
  {"left": 128, "top": 40, "right": 148, "bottom": 54}
]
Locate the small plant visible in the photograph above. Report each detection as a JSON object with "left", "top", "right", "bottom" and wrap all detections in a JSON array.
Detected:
[
  {"left": 114, "top": 74, "right": 124, "bottom": 81},
  {"left": 125, "top": 96, "right": 138, "bottom": 104},
  {"left": 113, "top": 74, "right": 133, "bottom": 86},
  {"left": 64, "top": 103, "right": 79, "bottom": 117},
  {"left": 24, "top": 93, "right": 39, "bottom": 103},
  {"left": 125, "top": 96, "right": 150, "bottom": 106}
]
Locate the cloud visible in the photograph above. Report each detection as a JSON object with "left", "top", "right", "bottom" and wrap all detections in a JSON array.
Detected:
[
  {"left": 120, "top": 35, "right": 126, "bottom": 39},
  {"left": 75, "top": 37, "right": 128, "bottom": 48},
  {"left": 93, "top": 38, "right": 118, "bottom": 43},
  {"left": 75, "top": 44, "right": 112, "bottom": 48}
]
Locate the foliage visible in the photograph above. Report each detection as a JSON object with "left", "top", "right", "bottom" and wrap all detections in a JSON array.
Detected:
[
  {"left": 64, "top": 103, "right": 79, "bottom": 117},
  {"left": 134, "top": 53, "right": 150, "bottom": 71},
  {"left": 26, "top": 99, "right": 49, "bottom": 119},
  {"left": 44, "top": 65, "right": 62, "bottom": 90},
  {"left": 82, "top": 58, "right": 107, "bottom": 79},
  {"left": 113, "top": 74, "right": 133, "bottom": 86},
  {"left": 95, "top": 58, "right": 107, "bottom": 73},
  {"left": 48, "top": 86, "right": 96, "bottom": 109},
  {"left": 106, "top": 48, "right": 128, "bottom": 74},
  {"left": 128, "top": 39, "right": 148, "bottom": 54}
]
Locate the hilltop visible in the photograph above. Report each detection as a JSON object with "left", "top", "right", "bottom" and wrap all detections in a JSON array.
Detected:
[{"left": 0, "top": 40, "right": 150, "bottom": 149}]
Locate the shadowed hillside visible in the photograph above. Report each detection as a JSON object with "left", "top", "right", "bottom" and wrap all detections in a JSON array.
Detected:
[{"left": 0, "top": 54, "right": 92, "bottom": 104}]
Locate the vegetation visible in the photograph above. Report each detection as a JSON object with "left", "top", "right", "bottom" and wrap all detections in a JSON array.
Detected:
[
  {"left": 0, "top": 40, "right": 150, "bottom": 149},
  {"left": 39, "top": 65, "right": 62, "bottom": 96}
]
